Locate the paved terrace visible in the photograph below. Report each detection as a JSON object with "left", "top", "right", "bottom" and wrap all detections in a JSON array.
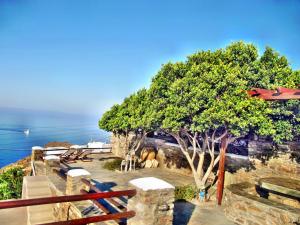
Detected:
[
  {"left": 59, "top": 153, "right": 235, "bottom": 225},
  {"left": 26, "top": 152, "right": 236, "bottom": 225},
  {"left": 63, "top": 153, "right": 194, "bottom": 191}
]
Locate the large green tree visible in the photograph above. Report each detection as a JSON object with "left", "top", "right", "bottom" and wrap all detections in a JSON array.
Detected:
[
  {"left": 254, "top": 47, "right": 300, "bottom": 143},
  {"left": 99, "top": 88, "right": 156, "bottom": 154},
  {"left": 151, "top": 42, "right": 275, "bottom": 189},
  {"left": 99, "top": 41, "right": 300, "bottom": 189}
]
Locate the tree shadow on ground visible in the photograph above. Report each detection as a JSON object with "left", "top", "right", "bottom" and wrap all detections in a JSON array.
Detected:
[
  {"left": 92, "top": 179, "right": 117, "bottom": 191},
  {"left": 92, "top": 179, "right": 128, "bottom": 204},
  {"left": 98, "top": 156, "right": 121, "bottom": 161},
  {"left": 173, "top": 200, "right": 196, "bottom": 225},
  {"left": 91, "top": 179, "right": 128, "bottom": 224}
]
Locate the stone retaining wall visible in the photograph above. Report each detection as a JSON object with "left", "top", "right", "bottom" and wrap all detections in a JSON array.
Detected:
[
  {"left": 224, "top": 154, "right": 300, "bottom": 188},
  {"left": 111, "top": 134, "right": 193, "bottom": 175},
  {"left": 111, "top": 133, "right": 136, "bottom": 158},
  {"left": 224, "top": 182, "right": 300, "bottom": 225},
  {"left": 248, "top": 140, "right": 300, "bottom": 155},
  {"left": 111, "top": 135, "right": 300, "bottom": 177}
]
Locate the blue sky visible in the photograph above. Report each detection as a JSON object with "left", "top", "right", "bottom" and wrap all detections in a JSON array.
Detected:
[{"left": 0, "top": 0, "right": 299, "bottom": 117}]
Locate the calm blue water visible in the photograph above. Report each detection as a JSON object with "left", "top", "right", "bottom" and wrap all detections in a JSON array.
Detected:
[{"left": 0, "top": 108, "right": 110, "bottom": 168}]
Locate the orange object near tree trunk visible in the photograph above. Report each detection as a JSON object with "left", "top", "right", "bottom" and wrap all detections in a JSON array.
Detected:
[{"left": 216, "top": 135, "right": 228, "bottom": 205}]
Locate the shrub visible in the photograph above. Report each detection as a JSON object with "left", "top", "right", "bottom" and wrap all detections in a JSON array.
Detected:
[
  {"left": 103, "top": 158, "right": 123, "bottom": 171},
  {"left": 175, "top": 185, "right": 198, "bottom": 201},
  {"left": 0, "top": 167, "right": 24, "bottom": 200}
]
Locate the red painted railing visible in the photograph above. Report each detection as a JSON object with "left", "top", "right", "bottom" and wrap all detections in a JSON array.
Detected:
[
  {"left": 0, "top": 190, "right": 136, "bottom": 225},
  {"left": 0, "top": 190, "right": 136, "bottom": 209},
  {"left": 39, "top": 211, "right": 135, "bottom": 225}
]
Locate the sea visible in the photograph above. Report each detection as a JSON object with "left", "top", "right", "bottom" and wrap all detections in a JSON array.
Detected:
[{"left": 0, "top": 108, "right": 110, "bottom": 168}]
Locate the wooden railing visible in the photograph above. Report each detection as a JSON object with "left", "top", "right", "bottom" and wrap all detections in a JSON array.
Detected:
[
  {"left": 41, "top": 211, "right": 135, "bottom": 225},
  {"left": 18, "top": 156, "right": 136, "bottom": 225},
  {"left": 0, "top": 190, "right": 136, "bottom": 225},
  {"left": 11, "top": 164, "right": 135, "bottom": 225}
]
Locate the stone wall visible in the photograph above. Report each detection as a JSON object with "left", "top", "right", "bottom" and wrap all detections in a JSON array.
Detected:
[
  {"left": 224, "top": 182, "right": 300, "bottom": 225},
  {"left": 110, "top": 134, "right": 192, "bottom": 175},
  {"left": 143, "top": 138, "right": 197, "bottom": 175},
  {"left": 248, "top": 140, "right": 300, "bottom": 155},
  {"left": 223, "top": 153, "right": 300, "bottom": 225},
  {"left": 111, "top": 133, "right": 136, "bottom": 158},
  {"left": 111, "top": 134, "right": 300, "bottom": 183},
  {"left": 111, "top": 135, "right": 250, "bottom": 176},
  {"left": 266, "top": 154, "right": 300, "bottom": 175},
  {"left": 224, "top": 153, "right": 300, "bottom": 187}
]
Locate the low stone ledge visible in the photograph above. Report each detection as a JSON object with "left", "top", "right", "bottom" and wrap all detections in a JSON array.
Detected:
[
  {"left": 224, "top": 182, "right": 300, "bottom": 225},
  {"left": 44, "top": 155, "right": 60, "bottom": 175},
  {"left": 31, "top": 146, "right": 44, "bottom": 161}
]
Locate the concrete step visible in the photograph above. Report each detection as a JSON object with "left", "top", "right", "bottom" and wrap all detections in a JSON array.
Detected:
[
  {"left": 33, "top": 161, "right": 46, "bottom": 176},
  {"left": 27, "top": 206, "right": 54, "bottom": 224},
  {"left": 28, "top": 212, "right": 55, "bottom": 225},
  {"left": 22, "top": 176, "right": 55, "bottom": 225}
]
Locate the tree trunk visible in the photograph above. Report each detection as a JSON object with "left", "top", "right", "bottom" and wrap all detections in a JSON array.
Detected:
[{"left": 216, "top": 135, "right": 228, "bottom": 205}]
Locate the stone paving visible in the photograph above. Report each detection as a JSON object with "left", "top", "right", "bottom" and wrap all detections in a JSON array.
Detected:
[
  {"left": 63, "top": 153, "right": 194, "bottom": 190},
  {"left": 0, "top": 206, "right": 27, "bottom": 225},
  {"left": 62, "top": 153, "right": 236, "bottom": 225}
]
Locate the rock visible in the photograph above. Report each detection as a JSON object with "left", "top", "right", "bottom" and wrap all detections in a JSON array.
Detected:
[
  {"left": 145, "top": 159, "right": 159, "bottom": 168},
  {"left": 140, "top": 147, "right": 156, "bottom": 161},
  {"left": 277, "top": 144, "right": 290, "bottom": 152}
]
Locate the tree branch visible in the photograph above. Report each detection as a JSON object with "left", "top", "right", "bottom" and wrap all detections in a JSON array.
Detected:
[{"left": 215, "top": 129, "right": 228, "bottom": 142}]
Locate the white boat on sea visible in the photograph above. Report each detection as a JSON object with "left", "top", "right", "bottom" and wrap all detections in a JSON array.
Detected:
[{"left": 24, "top": 129, "right": 30, "bottom": 135}]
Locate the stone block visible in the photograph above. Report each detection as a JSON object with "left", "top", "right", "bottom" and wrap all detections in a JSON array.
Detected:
[
  {"left": 44, "top": 155, "right": 60, "bottom": 175},
  {"left": 32, "top": 146, "right": 44, "bottom": 161},
  {"left": 66, "top": 169, "right": 91, "bottom": 195},
  {"left": 127, "top": 177, "right": 175, "bottom": 225}
]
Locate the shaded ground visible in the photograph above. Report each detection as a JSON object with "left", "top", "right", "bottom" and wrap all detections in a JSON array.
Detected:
[{"left": 174, "top": 202, "right": 236, "bottom": 225}]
